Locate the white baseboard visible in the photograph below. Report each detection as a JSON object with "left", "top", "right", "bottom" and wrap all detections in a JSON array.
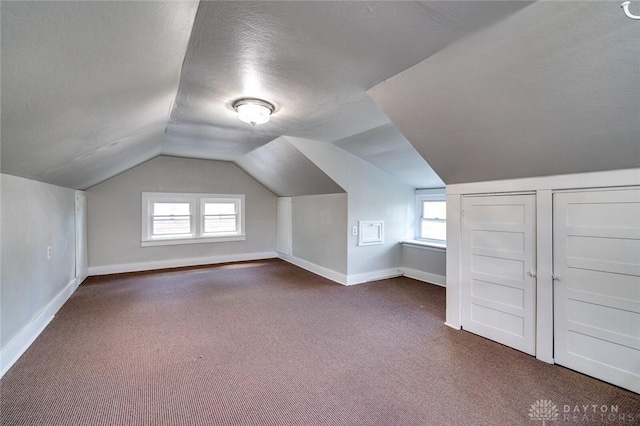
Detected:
[
  {"left": 278, "top": 253, "right": 348, "bottom": 285},
  {"left": 346, "top": 268, "right": 403, "bottom": 286},
  {"left": 1, "top": 277, "right": 81, "bottom": 378},
  {"left": 278, "top": 255, "right": 413, "bottom": 287},
  {"left": 402, "top": 268, "right": 446, "bottom": 287},
  {"left": 88, "top": 251, "right": 278, "bottom": 276}
]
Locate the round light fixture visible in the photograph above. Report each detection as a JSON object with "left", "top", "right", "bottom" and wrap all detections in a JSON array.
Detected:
[{"left": 232, "top": 98, "right": 275, "bottom": 126}]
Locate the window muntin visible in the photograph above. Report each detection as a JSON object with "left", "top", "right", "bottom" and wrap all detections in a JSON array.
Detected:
[{"left": 141, "top": 193, "right": 245, "bottom": 246}]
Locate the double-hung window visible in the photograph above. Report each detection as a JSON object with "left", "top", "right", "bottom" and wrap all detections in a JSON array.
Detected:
[
  {"left": 142, "top": 192, "right": 245, "bottom": 246},
  {"left": 201, "top": 198, "right": 241, "bottom": 236},
  {"left": 416, "top": 189, "right": 446, "bottom": 247},
  {"left": 150, "top": 199, "right": 195, "bottom": 238}
]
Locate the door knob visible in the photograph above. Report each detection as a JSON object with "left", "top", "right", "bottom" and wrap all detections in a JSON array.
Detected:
[{"left": 527, "top": 270, "right": 537, "bottom": 278}]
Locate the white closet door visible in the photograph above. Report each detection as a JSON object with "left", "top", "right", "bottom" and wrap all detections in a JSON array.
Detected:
[
  {"left": 554, "top": 188, "right": 640, "bottom": 393},
  {"left": 462, "top": 194, "right": 537, "bottom": 355}
]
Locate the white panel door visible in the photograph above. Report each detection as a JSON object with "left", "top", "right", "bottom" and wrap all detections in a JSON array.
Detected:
[
  {"left": 276, "top": 197, "right": 292, "bottom": 255},
  {"left": 462, "top": 194, "right": 537, "bottom": 355},
  {"left": 554, "top": 188, "right": 640, "bottom": 393}
]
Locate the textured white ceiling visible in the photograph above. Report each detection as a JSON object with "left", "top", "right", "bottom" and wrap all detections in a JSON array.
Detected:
[
  {"left": 168, "top": 1, "right": 532, "bottom": 158},
  {"left": 1, "top": 1, "right": 543, "bottom": 191},
  {"left": 369, "top": 1, "right": 640, "bottom": 184},
  {"left": 1, "top": 1, "right": 198, "bottom": 189}
]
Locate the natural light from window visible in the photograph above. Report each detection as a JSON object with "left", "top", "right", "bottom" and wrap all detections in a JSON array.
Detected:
[
  {"left": 420, "top": 200, "right": 446, "bottom": 241},
  {"left": 203, "top": 201, "right": 239, "bottom": 235},
  {"left": 152, "top": 202, "right": 192, "bottom": 237},
  {"left": 413, "top": 188, "right": 446, "bottom": 248},
  {"left": 141, "top": 192, "right": 245, "bottom": 247}
]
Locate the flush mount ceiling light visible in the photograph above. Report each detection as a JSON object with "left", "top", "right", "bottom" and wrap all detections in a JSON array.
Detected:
[{"left": 232, "top": 98, "right": 275, "bottom": 126}]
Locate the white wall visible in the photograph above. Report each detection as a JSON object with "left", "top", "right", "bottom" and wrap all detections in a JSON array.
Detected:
[
  {"left": 286, "top": 137, "right": 413, "bottom": 284},
  {"left": 286, "top": 194, "right": 348, "bottom": 281},
  {"left": 1, "top": 174, "right": 85, "bottom": 376},
  {"left": 401, "top": 244, "right": 446, "bottom": 287},
  {"left": 86, "top": 156, "right": 278, "bottom": 274}
]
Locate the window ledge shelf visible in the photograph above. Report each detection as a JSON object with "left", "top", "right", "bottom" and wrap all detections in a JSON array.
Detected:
[
  {"left": 141, "top": 235, "right": 246, "bottom": 247},
  {"left": 401, "top": 240, "right": 446, "bottom": 252}
]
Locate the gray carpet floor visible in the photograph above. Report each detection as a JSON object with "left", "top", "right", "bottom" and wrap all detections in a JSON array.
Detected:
[{"left": 1, "top": 259, "right": 638, "bottom": 425}]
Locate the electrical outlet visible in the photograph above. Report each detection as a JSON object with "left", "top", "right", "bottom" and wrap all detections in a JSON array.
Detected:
[
  {"left": 47, "top": 246, "right": 52, "bottom": 260},
  {"left": 351, "top": 226, "right": 358, "bottom": 236}
]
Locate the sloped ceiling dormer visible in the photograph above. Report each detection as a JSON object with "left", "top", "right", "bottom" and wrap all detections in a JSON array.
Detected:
[
  {"left": 1, "top": 2, "right": 199, "bottom": 189},
  {"left": 235, "top": 137, "right": 344, "bottom": 196},
  {"left": 369, "top": 1, "right": 640, "bottom": 184},
  {"left": 2, "top": 1, "right": 537, "bottom": 191},
  {"left": 335, "top": 124, "right": 444, "bottom": 189}
]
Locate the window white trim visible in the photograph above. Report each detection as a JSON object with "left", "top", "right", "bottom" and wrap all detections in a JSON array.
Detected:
[
  {"left": 141, "top": 192, "right": 245, "bottom": 247},
  {"left": 415, "top": 188, "right": 446, "bottom": 247},
  {"left": 402, "top": 240, "right": 446, "bottom": 252},
  {"left": 142, "top": 193, "right": 196, "bottom": 241}
]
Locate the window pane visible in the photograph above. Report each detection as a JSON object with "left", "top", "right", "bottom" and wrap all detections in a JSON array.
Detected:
[
  {"left": 421, "top": 220, "right": 446, "bottom": 241},
  {"left": 204, "top": 215, "right": 237, "bottom": 234},
  {"left": 204, "top": 202, "right": 236, "bottom": 215},
  {"left": 153, "top": 216, "right": 191, "bottom": 235},
  {"left": 154, "top": 202, "right": 190, "bottom": 216},
  {"left": 423, "top": 201, "right": 446, "bottom": 220}
]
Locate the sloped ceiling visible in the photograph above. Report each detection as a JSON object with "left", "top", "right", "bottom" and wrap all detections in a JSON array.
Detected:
[
  {"left": 335, "top": 124, "right": 444, "bottom": 189},
  {"left": 1, "top": 1, "right": 198, "bottom": 189},
  {"left": 235, "top": 137, "right": 344, "bottom": 197},
  {"left": 1, "top": 1, "right": 538, "bottom": 191},
  {"left": 369, "top": 1, "right": 640, "bottom": 184},
  {"left": 168, "top": 1, "right": 531, "bottom": 157}
]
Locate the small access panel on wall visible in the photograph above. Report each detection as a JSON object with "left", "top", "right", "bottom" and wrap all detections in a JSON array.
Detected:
[{"left": 358, "top": 220, "right": 384, "bottom": 246}]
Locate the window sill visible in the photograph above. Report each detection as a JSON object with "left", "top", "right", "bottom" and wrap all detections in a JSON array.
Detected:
[
  {"left": 141, "top": 235, "right": 246, "bottom": 247},
  {"left": 401, "top": 240, "right": 446, "bottom": 252}
]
